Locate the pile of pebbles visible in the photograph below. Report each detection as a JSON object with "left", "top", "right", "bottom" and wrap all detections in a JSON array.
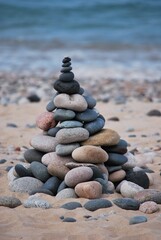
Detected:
[{"left": 9, "top": 57, "right": 154, "bottom": 203}]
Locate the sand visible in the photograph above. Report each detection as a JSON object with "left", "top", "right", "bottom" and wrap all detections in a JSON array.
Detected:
[{"left": 0, "top": 99, "right": 161, "bottom": 240}]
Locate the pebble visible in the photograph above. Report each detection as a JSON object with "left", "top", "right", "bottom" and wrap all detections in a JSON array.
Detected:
[
  {"left": 42, "top": 176, "right": 61, "bottom": 195},
  {"left": 129, "top": 216, "right": 148, "bottom": 225},
  {"left": 82, "top": 128, "right": 120, "bottom": 146},
  {"left": 120, "top": 180, "right": 144, "bottom": 198},
  {"left": 54, "top": 109, "right": 75, "bottom": 121},
  {"left": 56, "top": 143, "right": 80, "bottom": 156},
  {"left": 0, "top": 196, "right": 22, "bottom": 208},
  {"left": 147, "top": 109, "right": 161, "bottom": 116},
  {"left": 108, "top": 116, "right": 120, "bottom": 121},
  {"left": 61, "top": 202, "right": 82, "bottom": 210},
  {"left": 59, "top": 120, "right": 83, "bottom": 128},
  {"left": 139, "top": 201, "right": 159, "bottom": 214},
  {"left": 23, "top": 196, "right": 52, "bottom": 209},
  {"left": 84, "top": 199, "right": 112, "bottom": 211},
  {"left": 94, "top": 178, "right": 109, "bottom": 194},
  {"left": 15, "top": 164, "right": 33, "bottom": 177},
  {"left": 29, "top": 189, "right": 54, "bottom": 196},
  {"left": 113, "top": 198, "right": 140, "bottom": 210},
  {"left": 107, "top": 153, "right": 128, "bottom": 166},
  {"left": 58, "top": 72, "right": 74, "bottom": 82},
  {"left": 109, "top": 170, "right": 126, "bottom": 183},
  {"left": 102, "top": 139, "right": 128, "bottom": 154},
  {"left": 24, "top": 149, "right": 45, "bottom": 163},
  {"left": 9, "top": 177, "right": 43, "bottom": 193},
  {"left": 36, "top": 112, "right": 57, "bottom": 131},
  {"left": 75, "top": 109, "right": 98, "bottom": 122},
  {"left": 30, "top": 162, "right": 51, "bottom": 182},
  {"left": 64, "top": 166, "right": 93, "bottom": 187},
  {"left": 54, "top": 79, "right": 80, "bottom": 94},
  {"left": 134, "top": 189, "right": 161, "bottom": 204},
  {"left": 27, "top": 93, "right": 41, "bottom": 102},
  {"left": 125, "top": 170, "right": 150, "bottom": 189},
  {"left": 0, "top": 159, "right": 7, "bottom": 164},
  {"left": 46, "top": 153, "right": 73, "bottom": 179},
  {"left": 54, "top": 93, "right": 87, "bottom": 112},
  {"left": 46, "top": 100, "right": 56, "bottom": 112},
  {"left": 84, "top": 117, "right": 105, "bottom": 135},
  {"left": 56, "top": 188, "right": 77, "bottom": 199},
  {"left": 47, "top": 127, "right": 60, "bottom": 137},
  {"left": 30, "top": 134, "right": 58, "bottom": 152},
  {"left": 65, "top": 162, "right": 96, "bottom": 169},
  {"left": 56, "top": 127, "right": 89, "bottom": 144},
  {"left": 7, "top": 167, "right": 17, "bottom": 182},
  {"left": 61, "top": 66, "right": 72, "bottom": 73},
  {"left": 72, "top": 146, "right": 108, "bottom": 164},
  {"left": 83, "top": 95, "right": 96, "bottom": 108},
  {"left": 75, "top": 181, "right": 102, "bottom": 199},
  {"left": 107, "top": 166, "right": 122, "bottom": 174},
  {"left": 6, "top": 123, "right": 18, "bottom": 128},
  {"left": 57, "top": 181, "right": 68, "bottom": 193},
  {"left": 62, "top": 217, "right": 77, "bottom": 222},
  {"left": 122, "top": 152, "right": 137, "bottom": 170},
  {"left": 107, "top": 181, "right": 115, "bottom": 193},
  {"left": 90, "top": 166, "right": 104, "bottom": 180}
]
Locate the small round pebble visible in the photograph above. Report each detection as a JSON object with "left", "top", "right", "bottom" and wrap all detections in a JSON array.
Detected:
[
  {"left": 84, "top": 199, "right": 112, "bottom": 211},
  {"left": 30, "top": 134, "right": 58, "bottom": 152},
  {"left": 56, "top": 143, "right": 80, "bottom": 156},
  {"left": 139, "top": 201, "right": 159, "bottom": 214},
  {"left": 129, "top": 216, "right": 148, "bottom": 225},
  {"left": 0, "top": 196, "right": 22, "bottom": 208},
  {"left": 62, "top": 217, "right": 76, "bottom": 222},
  {"left": 84, "top": 117, "right": 105, "bottom": 135},
  {"left": 75, "top": 181, "right": 102, "bottom": 199},
  {"left": 56, "top": 188, "right": 77, "bottom": 199},
  {"left": 24, "top": 149, "right": 45, "bottom": 163},
  {"left": 75, "top": 109, "right": 98, "bottom": 122},
  {"left": 61, "top": 202, "right": 82, "bottom": 210},
  {"left": 46, "top": 100, "right": 56, "bottom": 112},
  {"left": 36, "top": 112, "right": 57, "bottom": 131},
  {"left": 0, "top": 159, "right": 7, "bottom": 164},
  {"left": 109, "top": 169, "right": 126, "bottom": 183}
]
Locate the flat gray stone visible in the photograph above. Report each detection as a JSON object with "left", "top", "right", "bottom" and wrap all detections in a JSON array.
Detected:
[
  {"left": 59, "top": 120, "right": 83, "bottom": 128},
  {"left": 129, "top": 216, "right": 148, "bottom": 225},
  {"left": 56, "top": 143, "right": 80, "bottom": 156},
  {"left": 0, "top": 196, "right": 22, "bottom": 208},
  {"left": 54, "top": 109, "right": 76, "bottom": 121},
  {"left": 30, "top": 134, "right": 58, "bottom": 152}
]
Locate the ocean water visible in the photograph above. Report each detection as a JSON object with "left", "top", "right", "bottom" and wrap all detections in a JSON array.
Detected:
[{"left": 0, "top": 0, "right": 161, "bottom": 80}]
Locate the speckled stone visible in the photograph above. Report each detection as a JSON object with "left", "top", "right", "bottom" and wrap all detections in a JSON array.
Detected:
[
  {"left": 75, "top": 181, "right": 102, "bottom": 199},
  {"left": 139, "top": 201, "right": 159, "bottom": 214},
  {"left": 24, "top": 149, "right": 45, "bottom": 163},
  {"left": 120, "top": 180, "right": 144, "bottom": 198},
  {"left": 72, "top": 145, "right": 108, "bottom": 164},
  {"left": 113, "top": 198, "right": 140, "bottom": 210},
  {"left": 23, "top": 196, "right": 52, "bottom": 209},
  {"left": 30, "top": 134, "right": 58, "bottom": 153},
  {"left": 129, "top": 216, "right": 148, "bottom": 225},
  {"left": 134, "top": 189, "right": 161, "bottom": 204},
  {"left": 56, "top": 143, "right": 80, "bottom": 156},
  {"left": 9, "top": 177, "right": 43, "bottom": 193},
  {"left": 56, "top": 127, "right": 89, "bottom": 144},
  {"left": 75, "top": 109, "right": 98, "bottom": 122},
  {"left": 82, "top": 128, "right": 120, "bottom": 146},
  {"left": 56, "top": 188, "right": 78, "bottom": 199},
  {"left": 84, "top": 117, "right": 105, "bottom": 135},
  {"left": 0, "top": 196, "right": 22, "bottom": 208},
  {"left": 64, "top": 166, "right": 93, "bottom": 187},
  {"left": 54, "top": 93, "right": 87, "bottom": 112},
  {"left": 109, "top": 169, "right": 126, "bottom": 183},
  {"left": 84, "top": 199, "right": 112, "bottom": 211},
  {"left": 54, "top": 109, "right": 76, "bottom": 121},
  {"left": 59, "top": 120, "right": 83, "bottom": 128},
  {"left": 36, "top": 112, "right": 57, "bottom": 131}
]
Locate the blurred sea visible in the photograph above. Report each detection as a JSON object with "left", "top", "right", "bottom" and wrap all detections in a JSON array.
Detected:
[{"left": 0, "top": 0, "right": 161, "bottom": 80}]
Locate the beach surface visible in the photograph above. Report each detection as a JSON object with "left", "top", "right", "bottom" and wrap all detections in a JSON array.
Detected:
[{"left": 0, "top": 94, "right": 161, "bottom": 240}]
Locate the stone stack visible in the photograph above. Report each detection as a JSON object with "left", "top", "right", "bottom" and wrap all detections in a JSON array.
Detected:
[{"left": 10, "top": 57, "right": 150, "bottom": 199}]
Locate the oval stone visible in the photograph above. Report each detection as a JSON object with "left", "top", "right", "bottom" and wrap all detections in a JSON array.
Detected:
[
  {"left": 59, "top": 72, "right": 74, "bottom": 82},
  {"left": 75, "top": 181, "right": 102, "bottom": 199},
  {"left": 75, "top": 109, "right": 98, "bottom": 122},
  {"left": 84, "top": 117, "right": 105, "bottom": 135},
  {"left": 139, "top": 201, "right": 159, "bottom": 214},
  {"left": 54, "top": 79, "right": 80, "bottom": 94},
  {"left": 30, "top": 134, "right": 58, "bottom": 152},
  {"left": 46, "top": 100, "right": 56, "bottom": 112},
  {"left": 0, "top": 196, "right": 22, "bottom": 208},
  {"left": 36, "top": 112, "right": 57, "bottom": 131},
  {"left": 122, "top": 152, "right": 137, "bottom": 170},
  {"left": 109, "top": 170, "right": 126, "bottom": 183},
  {"left": 42, "top": 176, "right": 61, "bottom": 195},
  {"left": 61, "top": 202, "right": 82, "bottom": 210},
  {"left": 56, "top": 188, "right": 77, "bottom": 199},
  {"left": 120, "top": 180, "right": 144, "bottom": 198},
  {"left": 83, "top": 95, "right": 96, "bottom": 109},
  {"left": 54, "top": 93, "right": 87, "bottom": 112},
  {"left": 113, "top": 198, "right": 140, "bottom": 210},
  {"left": 102, "top": 139, "right": 128, "bottom": 154},
  {"left": 56, "top": 143, "right": 80, "bottom": 156},
  {"left": 82, "top": 128, "right": 120, "bottom": 146},
  {"left": 106, "top": 153, "right": 128, "bottom": 166},
  {"left": 84, "top": 199, "right": 112, "bottom": 211},
  {"left": 125, "top": 170, "right": 150, "bottom": 189},
  {"left": 30, "top": 162, "right": 51, "bottom": 182},
  {"left": 56, "top": 127, "right": 89, "bottom": 144},
  {"left": 59, "top": 120, "right": 83, "bottom": 128},
  {"left": 72, "top": 146, "right": 108, "bottom": 164},
  {"left": 54, "top": 109, "right": 76, "bottom": 121},
  {"left": 134, "top": 189, "right": 161, "bottom": 204},
  {"left": 24, "top": 149, "right": 45, "bottom": 163},
  {"left": 15, "top": 164, "right": 33, "bottom": 177},
  {"left": 47, "top": 127, "right": 61, "bottom": 137},
  {"left": 129, "top": 216, "right": 148, "bottom": 225},
  {"left": 64, "top": 166, "right": 93, "bottom": 187}
]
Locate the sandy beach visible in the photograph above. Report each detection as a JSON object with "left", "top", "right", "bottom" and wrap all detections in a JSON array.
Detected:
[{"left": 0, "top": 93, "right": 161, "bottom": 240}]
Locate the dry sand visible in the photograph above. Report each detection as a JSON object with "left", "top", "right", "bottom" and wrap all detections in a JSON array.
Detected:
[{"left": 0, "top": 99, "right": 161, "bottom": 240}]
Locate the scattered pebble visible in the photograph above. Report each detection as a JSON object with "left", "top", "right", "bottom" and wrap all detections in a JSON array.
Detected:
[
  {"left": 147, "top": 109, "right": 161, "bottom": 117},
  {"left": 139, "top": 201, "right": 159, "bottom": 214},
  {"left": 0, "top": 196, "right": 22, "bottom": 208},
  {"left": 129, "top": 216, "right": 148, "bottom": 225},
  {"left": 60, "top": 202, "right": 82, "bottom": 210},
  {"left": 84, "top": 199, "right": 112, "bottom": 211}
]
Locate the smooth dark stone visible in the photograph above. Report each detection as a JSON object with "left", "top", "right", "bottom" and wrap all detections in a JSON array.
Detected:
[
  {"left": 6, "top": 123, "right": 18, "bottom": 128},
  {"left": 30, "top": 162, "right": 51, "bottom": 182},
  {"left": 62, "top": 62, "right": 71, "bottom": 67},
  {"left": 107, "top": 166, "right": 122, "bottom": 173},
  {"left": 105, "top": 153, "right": 128, "bottom": 166},
  {"left": 29, "top": 188, "right": 54, "bottom": 196},
  {"left": 78, "top": 87, "right": 84, "bottom": 95},
  {"left": 125, "top": 170, "right": 150, "bottom": 189},
  {"left": 57, "top": 181, "right": 68, "bottom": 193},
  {"left": 46, "top": 100, "right": 56, "bottom": 112},
  {"left": 27, "top": 94, "right": 41, "bottom": 102},
  {"left": 42, "top": 176, "right": 61, "bottom": 195},
  {"left": 102, "top": 139, "right": 128, "bottom": 154},
  {"left": 47, "top": 127, "right": 60, "bottom": 137},
  {"left": 83, "top": 95, "right": 96, "bottom": 109},
  {"left": 147, "top": 109, "right": 161, "bottom": 117},
  {"left": 61, "top": 202, "right": 82, "bottom": 210},
  {"left": 59, "top": 72, "right": 74, "bottom": 82},
  {"left": 15, "top": 164, "right": 33, "bottom": 177},
  {"left": 95, "top": 178, "right": 109, "bottom": 194},
  {"left": 99, "top": 114, "right": 105, "bottom": 122},
  {"left": 129, "top": 216, "right": 148, "bottom": 225},
  {"left": 113, "top": 198, "right": 140, "bottom": 210},
  {"left": 54, "top": 79, "right": 80, "bottom": 94},
  {"left": 62, "top": 217, "right": 76, "bottom": 222},
  {"left": 24, "top": 149, "right": 45, "bottom": 163},
  {"left": 84, "top": 117, "right": 105, "bottom": 136},
  {"left": 0, "top": 159, "right": 7, "bottom": 164},
  {"left": 84, "top": 199, "right": 112, "bottom": 211},
  {"left": 61, "top": 66, "right": 72, "bottom": 73},
  {"left": 62, "top": 57, "right": 71, "bottom": 63},
  {"left": 54, "top": 109, "right": 75, "bottom": 121},
  {"left": 108, "top": 117, "right": 120, "bottom": 121},
  {"left": 75, "top": 109, "right": 98, "bottom": 122},
  {"left": 90, "top": 166, "right": 104, "bottom": 180}
]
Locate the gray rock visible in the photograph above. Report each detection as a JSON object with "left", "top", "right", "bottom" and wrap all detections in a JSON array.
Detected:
[
  {"left": 75, "top": 109, "right": 98, "bottom": 122},
  {"left": 42, "top": 176, "right": 61, "bottom": 195},
  {"left": 56, "top": 143, "right": 80, "bottom": 156},
  {"left": 61, "top": 202, "right": 82, "bottom": 210},
  {"left": 59, "top": 120, "right": 83, "bottom": 128},
  {"left": 129, "top": 216, "right": 148, "bottom": 225},
  {"left": 47, "top": 127, "right": 61, "bottom": 137},
  {"left": 23, "top": 196, "right": 52, "bottom": 209},
  {"left": 84, "top": 117, "right": 105, "bottom": 135},
  {"left": 83, "top": 95, "right": 96, "bottom": 109},
  {"left": 56, "top": 188, "right": 78, "bottom": 199},
  {"left": 54, "top": 109, "right": 76, "bottom": 121},
  {"left": 0, "top": 196, "right": 22, "bottom": 208},
  {"left": 84, "top": 199, "right": 112, "bottom": 211},
  {"left": 46, "top": 100, "right": 56, "bottom": 112},
  {"left": 106, "top": 153, "right": 128, "bottom": 166},
  {"left": 62, "top": 217, "right": 76, "bottom": 222},
  {"left": 30, "top": 134, "right": 58, "bottom": 152},
  {"left": 24, "top": 149, "right": 45, "bottom": 163},
  {"left": 113, "top": 198, "right": 140, "bottom": 210},
  {"left": 30, "top": 162, "right": 51, "bottom": 182}
]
